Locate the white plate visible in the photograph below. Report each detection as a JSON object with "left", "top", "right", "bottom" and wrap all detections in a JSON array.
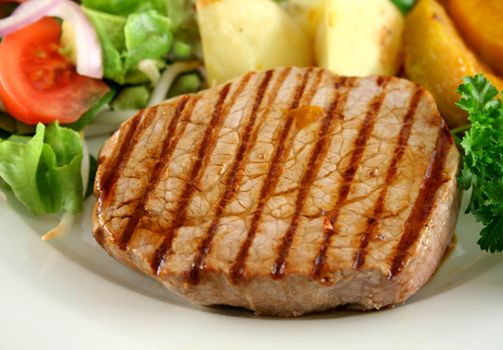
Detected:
[{"left": 1, "top": 136, "right": 502, "bottom": 350}]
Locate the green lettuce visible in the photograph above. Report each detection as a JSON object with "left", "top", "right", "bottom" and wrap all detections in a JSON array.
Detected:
[
  {"left": 82, "top": 7, "right": 128, "bottom": 83},
  {"left": 0, "top": 124, "right": 84, "bottom": 215},
  {"left": 81, "top": 0, "right": 140, "bottom": 15},
  {"left": 166, "top": 0, "right": 193, "bottom": 31},
  {"left": 83, "top": 7, "right": 174, "bottom": 84},
  {"left": 81, "top": 0, "right": 167, "bottom": 16},
  {"left": 124, "top": 10, "right": 173, "bottom": 70}
]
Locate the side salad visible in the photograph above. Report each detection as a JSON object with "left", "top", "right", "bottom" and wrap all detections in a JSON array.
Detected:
[{"left": 0, "top": 0, "right": 203, "bottom": 238}]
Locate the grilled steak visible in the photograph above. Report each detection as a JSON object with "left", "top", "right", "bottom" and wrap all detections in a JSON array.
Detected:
[{"left": 93, "top": 67, "right": 460, "bottom": 317}]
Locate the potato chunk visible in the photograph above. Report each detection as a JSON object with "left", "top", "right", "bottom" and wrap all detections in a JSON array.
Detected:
[
  {"left": 448, "top": 0, "right": 503, "bottom": 76},
  {"left": 404, "top": 0, "right": 503, "bottom": 128},
  {"left": 196, "top": 0, "right": 313, "bottom": 85},
  {"left": 283, "top": 0, "right": 325, "bottom": 41},
  {"left": 315, "top": 0, "right": 404, "bottom": 77}
]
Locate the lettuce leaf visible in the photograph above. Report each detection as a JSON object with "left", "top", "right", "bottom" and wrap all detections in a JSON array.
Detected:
[
  {"left": 81, "top": 0, "right": 140, "bottom": 16},
  {"left": 82, "top": 7, "right": 128, "bottom": 83},
  {"left": 81, "top": 0, "right": 167, "bottom": 16},
  {"left": 166, "top": 0, "right": 193, "bottom": 31},
  {"left": 0, "top": 124, "right": 83, "bottom": 215},
  {"left": 83, "top": 7, "right": 173, "bottom": 84},
  {"left": 124, "top": 10, "right": 173, "bottom": 70}
]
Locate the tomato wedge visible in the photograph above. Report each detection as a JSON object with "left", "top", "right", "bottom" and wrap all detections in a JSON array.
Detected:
[{"left": 0, "top": 17, "right": 109, "bottom": 125}]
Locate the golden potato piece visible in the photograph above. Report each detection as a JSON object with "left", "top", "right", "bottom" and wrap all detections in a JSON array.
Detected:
[
  {"left": 197, "top": 0, "right": 313, "bottom": 85},
  {"left": 316, "top": 0, "right": 404, "bottom": 77},
  {"left": 404, "top": 0, "right": 503, "bottom": 128},
  {"left": 448, "top": 0, "right": 503, "bottom": 77},
  {"left": 283, "top": 0, "right": 324, "bottom": 42},
  {"left": 435, "top": 0, "right": 449, "bottom": 7}
]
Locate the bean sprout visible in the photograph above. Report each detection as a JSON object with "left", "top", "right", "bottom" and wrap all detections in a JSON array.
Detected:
[
  {"left": 148, "top": 61, "right": 201, "bottom": 106},
  {"left": 93, "top": 109, "right": 139, "bottom": 125}
]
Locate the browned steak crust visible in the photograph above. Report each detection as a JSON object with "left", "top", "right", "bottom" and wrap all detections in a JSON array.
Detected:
[{"left": 93, "top": 67, "right": 460, "bottom": 316}]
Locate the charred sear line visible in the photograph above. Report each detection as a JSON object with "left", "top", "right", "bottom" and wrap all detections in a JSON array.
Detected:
[
  {"left": 300, "top": 68, "right": 325, "bottom": 105},
  {"left": 230, "top": 68, "right": 315, "bottom": 282},
  {"left": 185, "top": 70, "right": 275, "bottom": 285},
  {"left": 271, "top": 77, "right": 352, "bottom": 280},
  {"left": 150, "top": 84, "right": 232, "bottom": 274},
  {"left": 312, "top": 77, "right": 391, "bottom": 279},
  {"left": 388, "top": 123, "right": 452, "bottom": 279},
  {"left": 99, "top": 110, "right": 145, "bottom": 198},
  {"left": 151, "top": 75, "right": 253, "bottom": 275},
  {"left": 353, "top": 88, "right": 423, "bottom": 270},
  {"left": 117, "top": 96, "right": 192, "bottom": 250},
  {"left": 96, "top": 107, "right": 159, "bottom": 245},
  {"left": 94, "top": 226, "right": 106, "bottom": 248}
]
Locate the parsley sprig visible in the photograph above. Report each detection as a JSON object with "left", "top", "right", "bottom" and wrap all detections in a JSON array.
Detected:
[{"left": 457, "top": 75, "right": 503, "bottom": 252}]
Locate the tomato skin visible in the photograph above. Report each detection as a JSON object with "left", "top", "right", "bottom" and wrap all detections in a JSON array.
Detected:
[{"left": 0, "top": 17, "right": 109, "bottom": 125}]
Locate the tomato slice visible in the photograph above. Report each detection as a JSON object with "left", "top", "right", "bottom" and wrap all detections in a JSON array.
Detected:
[{"left": 0, "top": 17, "right": 109, "bottom": 125}]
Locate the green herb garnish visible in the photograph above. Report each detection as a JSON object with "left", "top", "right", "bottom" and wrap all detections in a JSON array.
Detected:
[{"left": 457, "top": 74, "right": 503, "bottom": 252}]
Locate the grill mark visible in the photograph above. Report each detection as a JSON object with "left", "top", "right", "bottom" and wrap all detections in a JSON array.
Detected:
[
  {"left": 388, "top": 122, "right": 452, "bottom": 279},
  {"left": 117, "top": 96, "right": 192, "bottom": 250},
  {"left": 300, "top": 68, "right": 324, "bottom": 105},
  {"left": 312, "top": 77, "right": 391, "bottom": 279},
  {"left": 99, "top": 110, "right": 147, "bottom": 198},
  {"left": 94, "top": 107, "right": 158, "bottom": 246},
  {"left": 150, "top": 75, "right": 252, "bottom": 275},
  {"left": 271, "top": 77, "right": 352, "bottom": 279},
  {"left": 98, "top": 111, "right": 143, "bottom": 198},
  {"left": 94, "top": 227, "right": 105, "bottom": 248},
  {"left": 353, "top": 88, "right": 423, "bottom": 270},
  {"left": 185, "top": 70, "right": 275, "bottom": 285},
  {"left": 230, "top": 68, "right": 314, "bottom": 282}
]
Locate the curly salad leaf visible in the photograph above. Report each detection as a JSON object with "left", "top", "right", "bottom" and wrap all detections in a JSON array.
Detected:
[
  {"left": 81, "top": 0, "right": 168, "bottom": 16},
  {"left": 83, "top": 8, "right": 173, "bottom": 84},
  {"left": 0, "top": 123, "right": 84, "bottom": 215},
  {"left": 457, "top": 75, "right": 503, "bottom": 252},
  {"left": 81, "top": 0, "right": 198, "bottom": 85}
]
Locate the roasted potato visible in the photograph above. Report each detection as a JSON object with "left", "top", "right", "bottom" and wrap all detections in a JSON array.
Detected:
[
  {"left": 404, "top": 0, "right": 503, "bottom": 128},
  {"left": 448, "top": 0, "right": 503, "bottom": 76},
  {"left": 315, "top": 0, "right": 404, "bottom": 77},
  {"left": 196, "top": 0, "right": 313, "bottom": 85},
  {"left": 283, "top": 0, "right": 324, "bottom": 42}
]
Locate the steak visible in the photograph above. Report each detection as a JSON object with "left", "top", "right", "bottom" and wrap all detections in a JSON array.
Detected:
[{"left": 93, "top": 67, "right": 460, "bottom": 317}]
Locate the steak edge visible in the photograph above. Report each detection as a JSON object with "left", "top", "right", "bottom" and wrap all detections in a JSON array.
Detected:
[{"left": 93, "top": 67, "right": 460, "bottom": 316}]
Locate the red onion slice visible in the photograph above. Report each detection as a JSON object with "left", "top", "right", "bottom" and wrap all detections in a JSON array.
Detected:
[
  {"left": 49, "top": 1, "right": 103, "bottom": 79},
  {"left": 0, "top": 0, "right": 103, "bottom": 79},
  {"left": 0, "top": 0, "right": 62, "bottom": 36}
]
